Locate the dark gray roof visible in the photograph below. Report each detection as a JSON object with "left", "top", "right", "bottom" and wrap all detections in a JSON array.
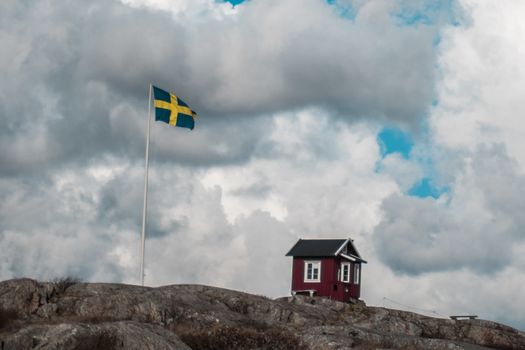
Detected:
[{"left": 285, "top": 239, "right": 347, "bottom": 257}]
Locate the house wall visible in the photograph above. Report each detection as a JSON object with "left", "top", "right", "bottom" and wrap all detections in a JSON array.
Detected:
[
  {"left": 291, "top": 257, "right": 361, "bottom": 302},
  {"left": 348, "top": 260, "right": 361, "bottom": 300}
]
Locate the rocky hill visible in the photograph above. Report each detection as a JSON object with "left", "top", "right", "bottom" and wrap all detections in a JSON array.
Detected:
[{"left": 0, "top": 278, "right": 524, "bottom": 349}]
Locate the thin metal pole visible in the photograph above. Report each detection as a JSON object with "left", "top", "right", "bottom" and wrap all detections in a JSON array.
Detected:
[{"left": 140, "top": 83, "right": 152, "bottom": 286}]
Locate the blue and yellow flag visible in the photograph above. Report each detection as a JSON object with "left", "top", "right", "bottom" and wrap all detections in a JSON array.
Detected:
[{"left": 153, "top": 86, "right": 197, "bottom": 130}]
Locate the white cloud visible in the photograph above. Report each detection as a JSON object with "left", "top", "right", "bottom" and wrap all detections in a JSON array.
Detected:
[
  {"left": 431, "top": 0, "right": 525, "bottom": 167},
  {"left": 0, "top": 107, "right": 396, "bottom": 300},
  {"left": 370, "top": 0, "right": 525, "bottom": 330},
  {"left": 377, "top": 153, "right": 424, "bottom": 192},
  {"left": 120, "top": 0, "right": 238, "bottom": 20}
]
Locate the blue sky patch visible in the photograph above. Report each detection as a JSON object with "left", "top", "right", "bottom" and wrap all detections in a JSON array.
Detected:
[
  {"left": 326, "top": 0, "right": 357, "bottom": 20},
  {"left": 408, "top": 177, "right": 448, "bottom": 199},
  {"left": 223, "top": 0, "right": 245, "bottom": 6},
  {"left": 377, "top": 127, "right": 414, "bottom": 159},
  {"left": 377, "top": 127, "right": 449, "bottom": 199},
  {"left": 393, "top": 0, "right": 458, "bottom": 27},
  {"left": 397, "top": 9, "right": 434, "bottom": 26}
]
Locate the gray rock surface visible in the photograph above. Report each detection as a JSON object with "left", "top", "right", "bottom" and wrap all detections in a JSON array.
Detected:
[
  {"left": 1, "top": 322, "right": 191, "bottom": 350},
  {"left": 0, "top": 278, "right": 523, "bottom": 349}
]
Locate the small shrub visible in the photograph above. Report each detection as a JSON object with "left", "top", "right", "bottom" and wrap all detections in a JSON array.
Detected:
[
  {"left": 0, "top": 308, "right": 19, "bottom": 329},
  {"left": 52, "top": 276, "right": 82, "bottom": 294}
]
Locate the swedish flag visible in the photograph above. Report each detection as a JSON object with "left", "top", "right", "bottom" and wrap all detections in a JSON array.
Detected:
[{"left": 153, "top": 86, "right": 197, "bottom": 130}]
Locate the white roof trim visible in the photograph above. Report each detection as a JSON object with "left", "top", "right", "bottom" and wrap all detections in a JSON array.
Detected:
[
  {"left": 348, "top": 239, "right": 363, "bottom": 259},
  {"left": 340, "top": 253, "right": 357, "bottom": 262},
  {"left": 340, "top": 253, "right": 368, "bottom": 264},
  {"left": 334, "top": 238, "right": 350, "bottom": 256}
]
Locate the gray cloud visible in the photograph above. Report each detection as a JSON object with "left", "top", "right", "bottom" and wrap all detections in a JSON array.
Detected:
[
  {"left": 373, "top": 144, "right": 525, "bottom": 275},
  {"left": 230, "top": 181, "right": 272, "bottom": 198},
  {"left": 0, "top": 175, "right": 125, "bottom": 281},
  {"left": 189, "top": 0, "right": 437, "bottom": 121},
  {"left": 0, "top": 0, "right": 441, "bottom": 177}
]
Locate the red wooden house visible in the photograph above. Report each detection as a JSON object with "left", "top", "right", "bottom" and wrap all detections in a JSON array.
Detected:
[{"left": 286, "top": 238, "right": 367, "bottom": 302}]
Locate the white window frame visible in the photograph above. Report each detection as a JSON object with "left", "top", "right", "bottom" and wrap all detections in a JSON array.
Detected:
[
  {"left": 341, "top": 262, "right": 351, "bottom": 283},
  {"left": 304, "top": 260, "right": 321, "bottom": 283},
  {"left": 354, "top": 264, "right": 360, "bottom": 284}
]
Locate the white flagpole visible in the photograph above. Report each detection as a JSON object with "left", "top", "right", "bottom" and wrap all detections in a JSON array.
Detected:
[{"left": 140, "top": 83, "right": 152, "bottom": 286}]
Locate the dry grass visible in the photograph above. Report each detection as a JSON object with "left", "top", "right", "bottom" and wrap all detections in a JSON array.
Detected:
[
  {"left": 93, "top": 332, "right": 120, "bottom": 350},
  {"left": 0, "top": 308, "right": 19, "bottom": 330},
  {"left": 171, "top": 322, "right": 306, "bottom": 350}
]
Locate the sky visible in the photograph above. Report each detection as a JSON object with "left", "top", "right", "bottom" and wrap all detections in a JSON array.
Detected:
[{"left": 1, "top": 0, "right": 525, "bottom": 330}]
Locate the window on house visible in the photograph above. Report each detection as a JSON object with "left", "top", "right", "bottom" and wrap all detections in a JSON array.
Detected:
[
  {"left": 304, "top": 261, "right": 321, "bottom": 282},
  {"left": 354, "top": 264, "right": 360, "bottom": 284},
  {"left": 341, "top": 263, "right": 350, "bottom": 283}
]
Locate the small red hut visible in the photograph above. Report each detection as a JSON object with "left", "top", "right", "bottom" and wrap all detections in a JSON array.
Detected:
[{"left": 286, "top": 238, "right": 367, "bottom": 302}]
